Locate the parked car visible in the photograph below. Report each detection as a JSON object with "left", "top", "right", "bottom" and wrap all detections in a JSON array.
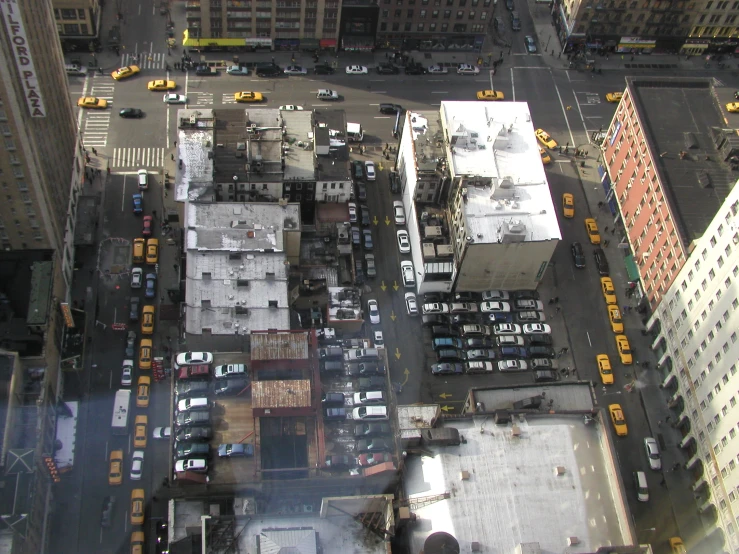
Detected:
[
  {"left": 354, "top": 422, "right": 392, "bottom": 437},
  {"left": 214, "top": 377, "right": 249, "bottom": 396},
  {"left": 356, "top": 438, "right": 392, "bottom": 452},
  {"left": 431, "top": 363, "right": 464, "bottom": 375},
  {"left": 218, "top": 443, "right": 254, "bottom": 457},
  {"left": 176, "top": 352, "right": 213, "bottom": 366},
  {"left": 214, "top": 363, "right": 246, "bottom": 378},
  {"left": 594, "top": 247, "right": 609, "bottom": 275}
]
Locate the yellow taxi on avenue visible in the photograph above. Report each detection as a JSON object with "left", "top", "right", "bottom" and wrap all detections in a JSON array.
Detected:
[
  {"left": 111, "top": 65, "right": 140, "bottom": 80},
  {"left": 535, "top": 128, "right": 557, "bottom": 149},
  {"left": 77, "top": 97, "right": 108, "bottom": 109},
  {"left": 147, "top": 80, "right": 176, "bottom": 91},
  {"left": 234, "top": 91, "right": 264, "bottom": 103},
  {"left": 476, "top": 89, "right": 505, "bottom": 101}
]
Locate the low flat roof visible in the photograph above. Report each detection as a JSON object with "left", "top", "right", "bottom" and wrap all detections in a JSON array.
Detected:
[
  {"left": 626, "top": 78, "right": 736, "bottom": 244},
  {"left": 283, "top": 110, "right": 316, "bottom": 181},
  {"left": 250, "top": 331, "right": 311, "bottom": 361},
  {"left": 405, "top": 417, "right": 634, "bottom": 553}
]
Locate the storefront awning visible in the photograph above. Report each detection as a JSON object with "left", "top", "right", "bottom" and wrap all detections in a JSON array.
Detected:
[{"left": 624, "top": 254, "right": 640, "bottom": 282}]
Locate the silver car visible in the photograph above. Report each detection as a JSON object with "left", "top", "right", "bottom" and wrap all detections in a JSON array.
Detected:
[{"left": 644, "top": 437, "right": 661, "bottom": 470}]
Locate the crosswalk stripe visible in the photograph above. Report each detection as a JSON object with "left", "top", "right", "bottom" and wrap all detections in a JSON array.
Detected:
[
  {"left": 112, "top": 147, "right": 165, "bottom": 169},
  {"left": 119, "top": 52, "right": 166, "bottom": 70}
]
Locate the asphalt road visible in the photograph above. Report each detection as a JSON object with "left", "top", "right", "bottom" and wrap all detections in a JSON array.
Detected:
[{"left": 64, "top": 5, "right": 734, "bottom": 553}]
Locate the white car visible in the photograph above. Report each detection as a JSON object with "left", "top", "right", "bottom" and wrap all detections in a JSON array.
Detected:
[
  {"left": 279, "top": 104, "right": 304, "bottom": 111},
  {"left": 427, "top": 64, "right": 448, "bottom": 74},
  {"left": 422, "top": 302, "right": 450, "bottom": 314},
  {"left": 175, "top": 351, "right": 214, "bottom": 366},
  {"left": 365, "top": 161, "right": 376, "bottom": 181},
  {"left": 283, "top": 65, "right": 307, "bottom": 75},
  {"left": 373, "top": 330, "right": 385, "bottom": 349},
  {"left": 152, "top": 426, "right": 171, "bottom": 439},
  {"left": 393, "top": 200, "right": 406, "bottom": 225},
  {"left": 401, "top": 260, "right": 415, "bottom": 288},
  {"left": 498, "top": 360, "right": 528, "bottom": 371},
  {"left": 130, "top": 450, "right": 144, "bottom": 480},
  {"left": 121, "top": 360, "right": 133, "bottom": 386},
  {"left": 397, "top": 230, "right": 410, "bottom": 254},
  {"left": 175, "top": 458, "right": 207, "bottom": 472},
  {"left": 494, "top": 323, "right": 522, "bottom": 335},
  {"left": 130, "top": 267, "right": 143, "bottom": 289},
  {"left": 137, "top": 169, "right": 148, "bottom": 190},
  {"left": 644, "top": 437, "right": 662, "bottom": 470},
  {"left": 457, "top": 63, "right": 480, "bottom": 75},
  {"left": 523, "top": 323, "right": 551, "bottom": 334},
  {"left": 482, "top": 290, "right": 510, "bottom": 301},
  {"left": 348, "top": 202, "right": 358, "bottom": 223},
  {"left": 346, "top": 65, "right": 368, "bottom": 74},
  {"left": 480, "top": 301, "right": 511, "bottom": 313},
  {"left": 163, "top": 93, "right": 188, "bottom": 104},
  {"left": 405, "top": 292, "right": 418, "bottom": 316},
  {"left": 367, "top": 299, "right": 380, "bottom": 324}
]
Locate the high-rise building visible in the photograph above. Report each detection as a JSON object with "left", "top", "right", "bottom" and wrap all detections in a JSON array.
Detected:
[
  {"left": 51, "top": 0, "right": 101, "bottom": 51},
  {"left": 0, "top": 0, "right": 84, "bottom": 285},
  {"left": 648, "top": 181, "right": 739, "bottom": 554}
]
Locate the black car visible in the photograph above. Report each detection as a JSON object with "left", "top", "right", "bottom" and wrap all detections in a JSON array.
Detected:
[
  {"left": 450, "top": 314, "right": 478, "bottom": 325},
  {"left": 528, "top": 345, "right": 555, "bottom": 358},
  {"left": 422, "top": 314, "right": 446, "bottom": 327},
  {"left": 351, "top": 226, "right": 361, "bottom": 248},
  {"left": 314, "top": 64, "right": 335, "bottom": 75},
  {"left": 513, "top": 290, "right": 539, "bottom": 300},
  {"left": 454, "top": 292, "right": 480, "bottom": 302},
  {"left": 488, "top": 312, "right": 514, "bottom": 323},
  {"left": 465, "top": 337, "right": 493, "bottom": 349},
  {"left": 214, "top": 377, "right": 249, "bottom": 396},
  {"left": 593, "top": 247, "right": 609, "bottom": 275},
  {"left": 431, "top": 362, "right": 464, "bottom": 375},
  {"left": 256, "top": 64, "right": 281, "bottom": 77},
  {"left": 360, "top": 205, "right": 370, "bottom": 226},
  {"left": 354, "top": 257, "right": 365, "bottom": 285},
  {"left": 389, "top": 171, "right": 400, "bottom": 194},
  {"left": 100, "top": 496, "right": 116, "bottom": 527},
  {"left": 325, "top": 454, "right": 354, "bottom": 468},
  {"left": 424, "top": 293, "right": 448, "bottom": 303},
  {"left": 356, "top": 183, "right": 367, "bottom": 202},
  {"left": 119, "top": 108, "right": 144, "bottom": 118},
  {"left": 379, "top": 103, "right": 403, "bottom": 114},
  {"left": 436, "top": 348, "right": 464, "bottom": 362},
  {"left": 527, "top": 333, "right": 553, "bottom": 345},
  {"left": 195, "top": 65, "right": 218, "bottom": 76},
  {"left": 176, "top": 380, "right": 210, "bottom": 398},
  {"left": 355, "top": 422, "right": 391, "bottom": 437},
  {"left": 358, "top": 376, "right": 386, "bottom": 390},
  {"left": 324, "top": 407, "right": 348, "bottom": 420},
  {"left": 431, "top": 325, "right": 459, "bottom": 337},
  {"left": 405, "top": 63, "right": 427, "bottom": 75},
  {"left": 376, "top": 63, "right": 400, "bottom": 75},
  {"left": 571, "top": 241, "right": 586, "bottom": 268},
  {"left": 352, "top": 160, "right": 364, "bottom": 180},
  {"left": 175, "top": 426, "right": 213, "bottom": 442}
]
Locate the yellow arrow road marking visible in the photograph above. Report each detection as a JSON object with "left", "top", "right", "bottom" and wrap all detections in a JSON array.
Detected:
[
  {"left": 380, "top": 281, "right": 387, "bottom": 292},
  {"left": 401, "top": 368, "right": 410, "bottom": 386},
  {"left": 394, "top": 347, "right": 401, "bottom": 360},
  {"left": 439, "top": 393, "right": 452, "bottom": 399},
  {"left": 385, "top": 216, "right": 391, "bottom": 225},
  {"left": 393, "top": 281, "right": 399, "bottom": 291}
]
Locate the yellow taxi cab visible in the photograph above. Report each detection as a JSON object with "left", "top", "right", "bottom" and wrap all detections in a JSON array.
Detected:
[
  {"left": 615, "top": 334, "right": 633, "bottom": 364},
  {"left": 234, "top": 91, "right": 264, "bottom": 103},
  {"left": 584, "top": 218, "right": 601, "bottom": 244},
  {"left": 141, "top": 305, "right": 155, "bottom": 335},
  {"left": 131, "top": 489, "right": 145, "bottom": 526},
  {"left": 669, "top": 537, "right": 687, "bottom": 554},
  {"left": 131, "top": 531, "right": 145, "bottom": 554},
  {"left": 139, "top": 338, "right": 153, "bottom": 370},
  {"left": 597, "top": 354, "right": 614, "bottom": 385},
  {"left": 108, "top": 449, "right": 123, "bottom": 485},
  {"left": 146, "top": 238, "right": 159, "bottom": 264},
  {"left": 609, "top": 403, "right": 628, "bottom": 436},
  {"left": 476, "top": 89, "right": 505, "bottom": 101},
  {"left": 605, "top": 92, "right": 623, "bottom": 103},
  {"left": 134, "top": 415, "right": 147, "bottom": 448},
  {"left": 540, "top": 148, "right": 551, "bottom": 165},
  {"left": 727, "top": 103, "right": 739, "bottom": 113},
  {"left": 562, "top": 193, "right": 574, "bottom": 218},
  {"left": 147, "top": 79, "right": 176, "bottom": 91},
  {"left": 132, "top": 238, "right": 145, "bottom": 264},
  {"left": 136, "top": 376, "right": 151, "bottom": 408},
  {"left": 608, "top": 304, "right": 624, "bottom": 333},
  {"left": 535, "top": 128, "right": 557, "bottom": 149},
  {"left": 77, "top": 97, "right": 108, "bottom": 109},
  {"left": 601, "top": 277, "right": 617, "bottom": 304},
  {"left": 111, "top": 65, "right": 140, "bottom": 80}
]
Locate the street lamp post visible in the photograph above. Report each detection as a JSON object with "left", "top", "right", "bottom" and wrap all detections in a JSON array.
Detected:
[{"left": 489, "top": 69, "right": 495, "bottom": 92}]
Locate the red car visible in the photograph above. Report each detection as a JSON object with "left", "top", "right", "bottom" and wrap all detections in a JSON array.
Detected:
[
  {"left": 142, "top": 216, "right": 153, "bottom": 237},
  {"left": 357, "top": 452, "right": 392, "bottom": 467}
]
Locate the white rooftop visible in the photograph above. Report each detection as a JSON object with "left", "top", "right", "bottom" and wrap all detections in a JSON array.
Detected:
[
  {"left": 183, "top": 202, "right": 297, "bottom": 335},
  {"left": 437, "top": 102, "right": 561, "bottom": 244},
  {"left": 405, "top": 417, "right": 634, "bottom": 553},
  {"left": 175, "top": 109, "right": 216, "bottom": 202}
]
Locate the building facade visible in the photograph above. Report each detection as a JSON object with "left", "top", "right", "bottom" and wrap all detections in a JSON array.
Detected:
[
  {"left": 52, "top": 0, "right": 101, "bottom": 50},
  {"left": 647, "top": 181, "right": 739, "bottom": 554}
]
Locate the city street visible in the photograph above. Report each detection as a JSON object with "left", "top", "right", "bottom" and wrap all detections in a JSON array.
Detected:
[{"left": 56, "top": 0, "right": 738, "bottom": 552}]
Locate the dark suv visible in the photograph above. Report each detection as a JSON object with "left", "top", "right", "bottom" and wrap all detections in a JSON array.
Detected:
[
  {"left": 379, "top": 103, "right": 403, "bottom": 115},
  {"left": 376, "top": 63, "right": 400, "bottom": 75},
  {"left": 405, "top": 63, "right": 427, "bottom": 75},
  {"left": 594, "top": 248, "right": 609, "bottom": 275},
  {"left": 352, "top": 160, "right": 364, "bottom": 180},
  {"left": 256, "top": 64, "right": 281, "bottom": 77},
  {"left": 314, "top": 64, "right": 335, "bottom": 75},
  {"left": 527, "top": 333, "right": 553, "bottom": 345}
]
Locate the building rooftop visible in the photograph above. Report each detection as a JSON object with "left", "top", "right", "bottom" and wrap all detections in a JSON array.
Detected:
[
  {"left": 282, "top": 111, "right": 316, "bottom": 182},
  {"left": 326, "top": 287, "right": 362, "bottom": 322},
  {"left": 408, "top": 111, "right": 448, "bottom": 174},
  {"left": 470, "top": 381, "right": 596, "bottom": 413},
  {"left": 250, "top": 331, "right": 311, "bottom": 361},
  {"left": 313, "top": 109, "right": 351, "bottom": 182},
  {"left": 397, "top": 404, "right": 441, "bottom": 441},
  {"left": 183, "top": 203, "right": 298, "bottom": 335},
  {"left": 405, "top": 416, "right": 634, "bottom": 553},
  {"left": 435, "top": 101, "right": 561, "bottom": 245},
  {"left": 176, "top": 108, "right": 216, "bottom": 202},
  {"left": 626, "top": 78, "right": 736, "bottom": 244}
]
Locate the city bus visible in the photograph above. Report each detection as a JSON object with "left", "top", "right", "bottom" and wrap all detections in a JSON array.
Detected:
[
  {"left": 347, "top": 122, "right": 364, "bottom": 142},
  {"left": 111, "top": 389, "right": 132, "bottom": 435}
]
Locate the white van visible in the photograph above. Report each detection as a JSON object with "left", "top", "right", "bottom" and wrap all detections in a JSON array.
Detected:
[
  {"left": 177, "top": 397, "right": 210, "bottom": 413},
  {"left": 65, "top": 63, "right": 85, "bottom": 76},
  {"left": 316, "top": 89, "right": 339, "bottom": 101},
  {"left": 353, "top": 391, "right": 385, "bottom": 405},
  {"left": 137, "top": 169, "right": 148, "bottom": 190},
  {"left": 634, "top": 471, "right": 649, "bottom": 502}
]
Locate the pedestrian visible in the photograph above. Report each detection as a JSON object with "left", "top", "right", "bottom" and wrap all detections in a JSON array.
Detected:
[
  {"left": 611, "top": 227, "right": 616, "bottom": 235},
  {"left": 597, "top": 201, "right": 604, "bottom": 209},
  {"left": 666, "top": 415, "right": 671, "bottom": 422},
  {"left": 603, "top": 225, "right": 609, "bottom": 233},
  {"left": 171, "top": 154, "right": 175, "bottom": 161},
  {"left": 174, "top": 140, "right": 177, "bottom": 147},
  {"left": 271, "top": 56, "right": 275, "bottom": 64},
  {"left": 92, "top": 147, "right": 97, "bottom": 155},
  {"left": 603, "top": 239, "right": 609, "bottom": 247},
  {"left": 556, "top": 306, "right": 561, "bottom": 313},
  {"left": 554, "top": 297, "right": 559, "bottom": 303},
  {"left": 152, "top": 210, "right": 157, "bottom": 218},
  {"left": 673, "top": 463, "right": 681, "bottom": 471},
  {"left": 657, "top": 420, "right": 662, "bottom": 427},
  {"left": 385, "top": 143, "right": 389, "bottom": 150},
  {"left": 562, "top": 347, "right": 568, "bottom": 354},
  {"left": 173, "top": 264, "right": 178, "bottom": 271},
  {"left": 548, "top": 298, "right": 555, "bottom": 305},
  {"left": 660, "top": 477, "right": 666, "bottom": 486},
  {"left": 107, "top": 167, "right": 111, "bottom": 175}
]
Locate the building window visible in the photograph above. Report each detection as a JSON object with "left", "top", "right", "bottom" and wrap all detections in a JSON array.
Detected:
[
  {"left": 456, "top": 10, "right": 464, "bottom": 17},
  {"left": 417, "top": 22, "right": 425, "bottom": 30},
  {"left": 469, "top": 10, "right": 476, "bottom": 18},
  {"left": 480, "top": 10, "right": 487, "bottom": 19},
  {"left": 443, "top": 9, "right": 451, "bottom": 17}
]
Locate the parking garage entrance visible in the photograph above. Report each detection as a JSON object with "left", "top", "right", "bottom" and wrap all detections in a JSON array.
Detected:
[{"left": 260, "top": 417, "right": 311, "bottom": 480}]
